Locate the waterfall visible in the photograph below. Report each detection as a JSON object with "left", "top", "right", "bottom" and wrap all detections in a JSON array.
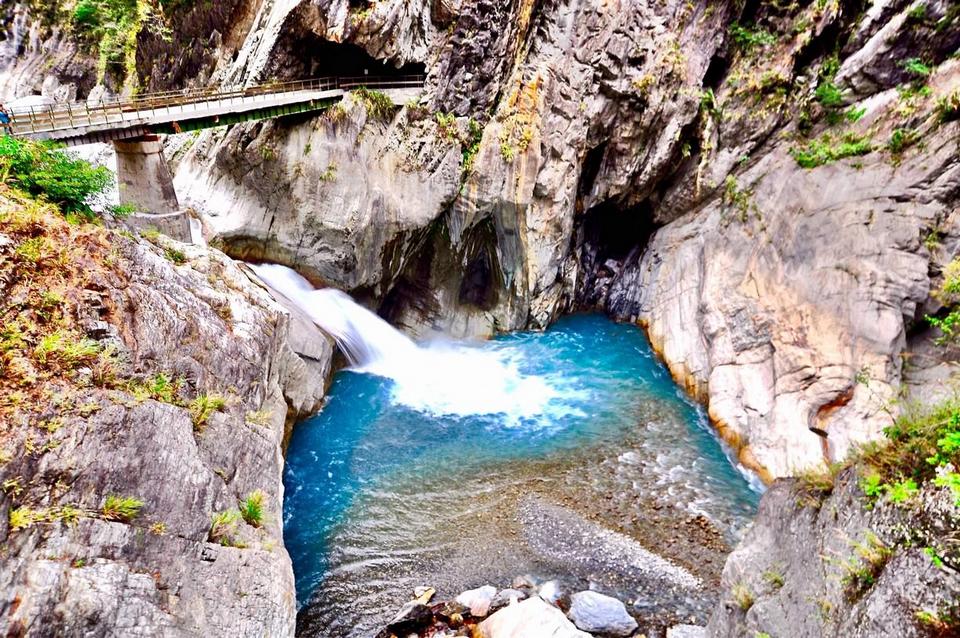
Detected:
[{"left": 250, "top": 264, "right": 572, "bottom": 425}]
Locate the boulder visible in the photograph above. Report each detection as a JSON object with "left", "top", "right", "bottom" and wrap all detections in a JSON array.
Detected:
[
  {"left": 489, "top": 588, "right": 529, "bottom": 614},
  {"left": 667, "top": 625, "right": 706, "bottom": 638},
  {"left": 385, "top": 602, "right": 434, "bottom": 635},
  {"left": 478, "top": 597, "right": 592, "bottom": 638},
  {"left": 537, "top": 580, "right": 563, "bottom": 604},
  {"left": 455, "top": 585, "right": 498, "bottom": 617},
  {"left": 567, "top": 591, "right": 638, "bottom": 637}
]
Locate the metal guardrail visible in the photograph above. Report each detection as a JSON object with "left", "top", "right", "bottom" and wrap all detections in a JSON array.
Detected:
[{"left": 7, "top": 75, "right": 425, "bottom": 136}]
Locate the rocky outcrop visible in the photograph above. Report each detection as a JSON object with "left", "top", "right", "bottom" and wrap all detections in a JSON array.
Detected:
[
  {"left": 160, "top": 0, "right": 960, "bottom": 479},
  {"left": 0, "top": 3, "right": 97, "bottom": 102},
  {"left": 0, "top": 190, "right": 330, "bottom": 636},
  {"left": 709, "top": 470, "right": 960, "bottom": 637}
]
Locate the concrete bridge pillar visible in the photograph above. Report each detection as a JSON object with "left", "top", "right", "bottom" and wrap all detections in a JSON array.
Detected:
[{"left": 114, "top": 135, "right": 191, "bottom": 242}]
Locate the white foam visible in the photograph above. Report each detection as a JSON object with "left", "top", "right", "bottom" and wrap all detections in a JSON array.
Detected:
[{"left": 250, "top": 264, "right": 572, "bottom": 426}]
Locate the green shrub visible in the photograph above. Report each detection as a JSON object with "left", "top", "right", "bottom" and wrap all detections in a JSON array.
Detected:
[
  {"left": 239, "top": 490, "right": 265, "bottom": 527},
  {"left": 901, "top": 57, "right": 932, "bottom": 78},
  {"left": 729, "top": 22, "right": 777, "bottom": 52},
  {"left": 731, "top": 582, "right": 755, "bottom": 611},
  {"left": 936, "top": 90, "right": 960, "bottom": 123},
  {"left": 33, "top": 331, "right": 100, "bottom": 368},
  {"left": 71, "top": 0, "right": 145, "bottom": 83},
  {"left": 101, "top": 495, "right": 144, "bottom": 522},
  {"left": 209, "top": 509, "right": 245, "bottom": 547},
  {"left": 163, "top": 246, "right": 187, "bottom": 264},
  {"left": 888, "top": 128, "right": 919, "bottom": 156},
  {"left": 815, "top": 81, "right": 843, "bottom": 107},
  {"left": 838, "top": 532, "right": 892, "bottom": 599},
  {"left": 762, "top": 569, "right": 785, "bottom": 589},
  {"left": 790, "top": 133, "right": 872, "bottom": 168},
  {"left": 0, "top": 137, "right": 113, "bottom": 220},
  {"left": 859, "top": 398, "right": 960, "bottom": 498},
  {"left": 352, "top": 87, "right": 395, "bottom": 121}
]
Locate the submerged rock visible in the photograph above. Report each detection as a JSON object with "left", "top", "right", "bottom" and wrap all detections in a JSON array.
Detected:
[
  {"left": 567, "top": 591, "right": 639, "bottom": 637},
  {"left": 478, "top": 597, "right": 592, "bottom": 638}
]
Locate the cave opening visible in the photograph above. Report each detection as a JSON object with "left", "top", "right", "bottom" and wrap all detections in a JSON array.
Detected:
[
  {"left": 266, "top": 33, "right": 425, "bottom": 81},
  {"left": 575, "top": 200, "right": 658, "bottom": 309}
]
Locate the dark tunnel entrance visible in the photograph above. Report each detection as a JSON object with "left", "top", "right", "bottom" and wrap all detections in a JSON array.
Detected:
[
  {"left": 575, "top": 200, "right": 657, "bottom": 309},
  {"left": 266, "top": 27, "right": 426, "bottom": 80}
]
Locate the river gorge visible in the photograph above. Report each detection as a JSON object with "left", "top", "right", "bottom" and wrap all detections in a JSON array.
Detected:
[{"left": 1, "top": 0, "right": 959, "bottom": 637}]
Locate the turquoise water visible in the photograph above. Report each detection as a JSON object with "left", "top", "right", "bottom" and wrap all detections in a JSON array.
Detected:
[{"left": 283, "top": 314, "right": 761, "bottom": 636}]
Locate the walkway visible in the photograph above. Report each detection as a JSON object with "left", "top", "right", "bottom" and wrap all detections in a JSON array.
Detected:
[{"left": 7, "top": 75, "right": 424, "bottom": 145}]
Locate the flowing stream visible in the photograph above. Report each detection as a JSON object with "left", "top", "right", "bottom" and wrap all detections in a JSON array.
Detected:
[{"left": 251, "top": 264, "right": 762, "bottom": 637}]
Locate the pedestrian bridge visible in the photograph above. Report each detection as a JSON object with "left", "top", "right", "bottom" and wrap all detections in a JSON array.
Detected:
[
  {"left": 5, "top": 76, "right": 424, "bottom": 239},
  {"left": 7, "top": 75, "right": 424, "bottom": 146}
]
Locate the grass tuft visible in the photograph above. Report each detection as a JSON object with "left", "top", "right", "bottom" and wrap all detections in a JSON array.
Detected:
[
  {"left": 189, "top": 393, "right": 226, "bottom": 431},
  {"left": 239, "top": 490, "right": 266, "bottom": 528},
  {"left": 101, "top": 495, "right": 143, "bottom": 522}
]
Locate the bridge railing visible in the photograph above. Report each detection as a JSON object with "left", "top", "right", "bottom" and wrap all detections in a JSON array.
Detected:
[{"left": 7, "top": 75, "right": 425, "bottom": 137}]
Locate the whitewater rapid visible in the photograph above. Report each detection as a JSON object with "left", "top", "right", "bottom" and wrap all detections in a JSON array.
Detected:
[{"left": 250, "top": 264, "right": 581, "bottom": 426}]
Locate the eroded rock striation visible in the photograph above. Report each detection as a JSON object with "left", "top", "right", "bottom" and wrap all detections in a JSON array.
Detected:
[
  {"left": 168, "top": 0, "right": 959, "bottom": 480},
  {"left": 0, "top": 190, "right": 330, "bottom": 636},
  {"left": 6, "top": 0, "right": 957, "bottom": 478}
]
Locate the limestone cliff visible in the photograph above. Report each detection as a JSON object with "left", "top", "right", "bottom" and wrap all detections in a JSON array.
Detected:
[
  {"left": 0, "top": 188, "right": 330, "bottom": 636},
  {"left": 710, "top": 469, "right": 959, "bottom": 637},
  {"left": 166, "top": 0, "right": 960, "bottom": 480},
  {"left": 5, "top": 0, "right": 958, "bottom": 479}
]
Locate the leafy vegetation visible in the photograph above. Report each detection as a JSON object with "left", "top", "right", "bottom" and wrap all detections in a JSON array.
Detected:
[
  {"left": 0, "top": 137, "right": 113, "bottom": 221},
  {"left": 72, "top": 0, "right": 152, "bottom": 84},
  {"left": 790, "top": 133, "right": 872, "bottom": 168},
  {"left": 352, "top": 88, "right": 396, "bottom": 122},
  {"left": 189, "top": 393, "right": 226, "bottom": 431},
  {"left": 887, "top": 127, "right": 919, "bottom": 157},
  {"left": 837, "top": 532, "right": 892, "bottom": 600},
  {"left": 926, "top": 259, "right": 960, "bottom": 346},
  {"left": 937, "top": 90, "right": 960, "bottom": 123},
  {"left": 101, "top": 495, "right": 144, "bottom": 522},
  {"left": 209, "top": 509, "right": 246, "bottom": 547},
  {"left": 729, "top": 22, "right": 777, "bottom": 52},
  {"left": 731, "top": 582, "right": 755, "bottom": 611},
  {"left": 900, "top": 57, "right": 932, "bottom": 79},
  {"left": 239, "top": 490, "right": 265, "bottom": 527},
  {"left": 857, "top": 398, "right": 960, "bottom": 509}
]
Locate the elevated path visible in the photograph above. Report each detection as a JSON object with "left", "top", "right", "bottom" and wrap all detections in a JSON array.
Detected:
[{"left": 7, "top": 76, "right": 424, "bottom": 146}]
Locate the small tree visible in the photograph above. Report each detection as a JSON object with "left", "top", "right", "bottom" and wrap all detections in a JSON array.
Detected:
[{"left": 0, "top": 137, "right": 113, "bottom": 220}]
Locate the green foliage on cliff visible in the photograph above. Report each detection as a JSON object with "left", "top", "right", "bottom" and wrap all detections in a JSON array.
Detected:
[
  {"left": 239, "top": 490, "right": 265, "bottom": 527},
  {"left": 0, "top": 137, "right": 113, "bottom": 221},
  {"left": 858, "top": 398, "right": 960, "bottom": 508},
  {"left": 71, "top": 0, "right": 151, "bottom": 85},
  {"left": 790, "top": 132, "right": 872, "bottom": 168},
  {"left": 101, "top": 495, "right": 144, "bottom": 522},
  {"left": 352, "top": 88, "right": 396, "bottom": 122},
  {"left": 729, "top": 22, "right": 777, "bottom": 53},
  {"left": 927, "top": 259, "right": 960, "bottom": 346}
]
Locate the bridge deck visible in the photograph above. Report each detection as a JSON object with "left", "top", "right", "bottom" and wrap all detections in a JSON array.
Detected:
[{"left": 7, "top": 76, "right": 423, "bottom": 144}]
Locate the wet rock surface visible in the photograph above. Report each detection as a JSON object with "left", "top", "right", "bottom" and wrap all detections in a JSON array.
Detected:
[{"left": 567, "top": 591, "right": 639, "bottom": 637}]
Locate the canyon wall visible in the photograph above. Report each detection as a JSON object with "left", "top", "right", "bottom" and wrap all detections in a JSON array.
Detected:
[
  {"left": 167, "top": 0, "right": 959, "bottom": 479},
  {"left": 0, "top": 190, "right": 331, "bottom": 635},
  {"left": 4, "top": 0, "right": 958, "bottom": 478}
]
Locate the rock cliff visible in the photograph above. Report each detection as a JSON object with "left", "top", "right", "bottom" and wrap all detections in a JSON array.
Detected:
[
  {"left": 169, "top": 0, "right": 960, "bottom": 480},
  {"left": 0, "top": 188, "right": 330, "bottom": 636},
  {"left": 710, "top": 468, "right": 959, "bottom": 637},
  {"left": 5, "top": 0, "right": 957, "bottom": 479}
]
